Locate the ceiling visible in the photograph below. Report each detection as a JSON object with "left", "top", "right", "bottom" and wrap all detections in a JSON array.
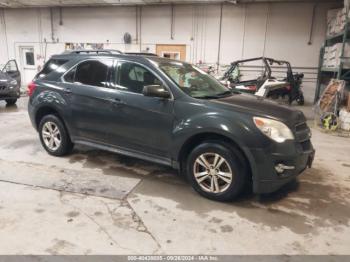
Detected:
[{"left": 0, "top": 0, "right": 341, "bottom": 8}]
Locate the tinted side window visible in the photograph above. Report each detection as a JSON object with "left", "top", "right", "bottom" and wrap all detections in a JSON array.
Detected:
[
  {"left": 64, "top": 67, "right": 76, "bottom": 83},
  {"left": 75, "top": 60, "right": 109, "bottom": 87},
  {"left": 37, "top": 59, "right": 68, "bottom": 79},
  {"left": 117, "top": 62, "right": 161, "bottom": 94}
]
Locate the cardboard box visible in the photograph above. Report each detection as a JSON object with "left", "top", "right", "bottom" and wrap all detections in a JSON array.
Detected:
[
  {"left": 323, "top": 43, "right": 350, "bottom": 69},
  {"left": 339, "top": 108, "right": 350, "bottom": 130},
  {"left": 327, "top": 8, "right": 348, "bottom": 36},
  {"left": 345, "top": 0, "right": 350, "bottom": 12},
  {"left": 347, "top": 92, "right": 350, "bottom": 112}
]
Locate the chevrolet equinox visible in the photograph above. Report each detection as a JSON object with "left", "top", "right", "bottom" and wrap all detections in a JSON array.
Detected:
[{"left": 28, "top": 50, "right": 315, "bottom": 201}]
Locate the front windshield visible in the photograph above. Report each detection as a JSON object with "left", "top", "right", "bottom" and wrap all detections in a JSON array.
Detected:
[{"left": 158, "top": 61, "right": 232, "bottom": 99}]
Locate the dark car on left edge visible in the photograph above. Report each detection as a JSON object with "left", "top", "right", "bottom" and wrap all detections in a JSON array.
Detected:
[{"left": 0, "top": 60, "right": 21, "bottom": 105}]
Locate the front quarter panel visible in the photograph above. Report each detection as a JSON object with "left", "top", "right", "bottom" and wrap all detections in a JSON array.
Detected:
[
  {"left": 172, "top": 99, "right": 270, "bottom": 179},
  {"left": 172, "top": 100, "right": 268, "bottom": 148}
]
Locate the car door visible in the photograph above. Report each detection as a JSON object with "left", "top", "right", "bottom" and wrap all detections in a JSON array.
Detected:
[
  {"left": 60, "top": 59, "right": 115, "bottom": 143},
  {"left": 2, "top": 60, "right": 21, "bottom": 86},
  {"left": 107, "top": 60, "right": 175, "bottom": 159}
]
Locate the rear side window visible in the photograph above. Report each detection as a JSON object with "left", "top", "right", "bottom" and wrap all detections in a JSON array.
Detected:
[
  {"left": 65, "top": 60, "right": 110, "bottom": 87},
  {"left": 37, "top": 59, "right": 68, "bottom": 79}
]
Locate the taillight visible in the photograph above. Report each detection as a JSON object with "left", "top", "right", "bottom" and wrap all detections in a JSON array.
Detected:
[{"left": 28, "top": 81, "right": 37, "bottom": 96}]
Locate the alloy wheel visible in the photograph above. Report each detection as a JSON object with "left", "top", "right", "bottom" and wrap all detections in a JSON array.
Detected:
[
  {"left": 193, "top": 153, "right": 233, "bottom": 193},
  {"left": 42, "top": 121, "right": 61, "bottom": 151}
]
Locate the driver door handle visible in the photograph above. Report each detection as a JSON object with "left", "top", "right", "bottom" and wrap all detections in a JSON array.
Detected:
[
  {"left": 63, "top": 87, "right": 72, "bottom": 94},
  {"left": 110, "top": 98, "right": 126, "bottom": 106}
]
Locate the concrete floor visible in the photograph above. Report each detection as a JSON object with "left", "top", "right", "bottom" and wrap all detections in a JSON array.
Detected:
[{"left": 0, "top": 97, "right": 350, "bottom": 255}]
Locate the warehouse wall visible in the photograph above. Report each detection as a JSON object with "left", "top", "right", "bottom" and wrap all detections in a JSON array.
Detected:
[{"left": 0, "top": 2, "right": 341, "bottom": 101}]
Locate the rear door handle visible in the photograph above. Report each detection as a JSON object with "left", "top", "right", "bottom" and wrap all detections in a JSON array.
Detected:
[
  {"left": 63, "top": 87, "right": 72, "bottom": 94},
  {"left": 110, "top": 98, "right": 126, "bottom": 106}
]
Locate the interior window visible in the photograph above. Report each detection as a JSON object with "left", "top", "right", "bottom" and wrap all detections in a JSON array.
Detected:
[
  {"left": 25, "top": 51, "right": 35, "bottom": 66},
  {"left": 117, "top": 62, "right": 161, "bottom": 94},
  {"left": 74, "top": 60, "right": 109, "bottom": 87}
]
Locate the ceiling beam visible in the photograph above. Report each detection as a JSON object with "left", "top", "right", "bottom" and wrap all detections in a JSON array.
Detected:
[{"left": 0, "top": 0, "right": 342, "bottom": 8}]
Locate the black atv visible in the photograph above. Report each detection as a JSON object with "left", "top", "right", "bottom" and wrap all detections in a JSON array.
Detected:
[{"left": 221, "top": 57, "right": 305, "bottom": 105}]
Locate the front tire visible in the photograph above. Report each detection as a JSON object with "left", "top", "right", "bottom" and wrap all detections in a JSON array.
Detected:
[
  {"left": 39, "top": 114, "right": 73, "bottom": 156},
  {"left": 5, "top": 99, "right": 17, "bottom": 105},
  {"left": 186, "top": 142, "right": 247, "bottom": 202}
]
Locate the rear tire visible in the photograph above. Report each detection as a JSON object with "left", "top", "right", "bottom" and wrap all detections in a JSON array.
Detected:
[
  {"left": 297, "top": 93, "right": 305, "bottom": 105},
  {"left": 186, "top": 141, "right": 248, "bottom": 202},
  {"left": 5, "top": 99, "right": 17, "bottom": 105},
  {"left": 39, "top": 114, "right": 73, "bottom": 156}
]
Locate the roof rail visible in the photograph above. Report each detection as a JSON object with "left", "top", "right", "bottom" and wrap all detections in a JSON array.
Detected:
[
  {"left": 63, "top": 49, "right": 123, "bottom": 55},
  {"left": 125, "top": 52, "right": 158, "bottom": 57}
]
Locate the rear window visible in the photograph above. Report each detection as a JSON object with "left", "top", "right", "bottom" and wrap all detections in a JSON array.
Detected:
[{"left": 36, "top": 59, "right": 68, "bottom": 79}]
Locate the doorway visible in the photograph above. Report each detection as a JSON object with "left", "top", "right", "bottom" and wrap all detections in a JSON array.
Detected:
[
  {"left": 156, "top": 44, "right": 186, "bottom": 61},
  {"left": 19, "top": 46, "right": 36, "bottom": 86}
]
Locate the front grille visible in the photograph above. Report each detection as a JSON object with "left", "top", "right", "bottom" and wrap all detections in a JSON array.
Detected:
[
  {"left": 294, "top": 121, "right": 312, "bottom": 152},
  {"left": 0, "top": 85, "right": 7, "bottom": 90}
]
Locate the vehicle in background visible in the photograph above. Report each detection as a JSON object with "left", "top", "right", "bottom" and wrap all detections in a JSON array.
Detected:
[
  {"left": 28, "top": 50, "right": 314, "bottom": 202},
  {"left": 220, "top": 57, "right": 305, "bottom": 105},
  {"left": 0, "top": 60, "right": 21, "bottom": 105}
]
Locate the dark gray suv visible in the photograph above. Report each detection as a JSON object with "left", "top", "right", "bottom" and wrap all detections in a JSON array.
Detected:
[{"left": 28, "top": 50, "right": 315, "bottom": 201}]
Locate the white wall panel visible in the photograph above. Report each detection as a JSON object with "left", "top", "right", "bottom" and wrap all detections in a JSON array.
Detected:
[
  {"left": 3, "top": 9, "right": 40, "bottom": 60},
  {"left": 265, "top": 3, "right": 320, "bottom": 67},
  {"left": 173, "top": 5, "right": 194, "bottom": 43},
  {"left": 0, "top": 3, "right": 335, "bottom": 66},
  {"left": 242, "top": 4, "right": 268, "bottom": 59},
  {"left": 0, "top": 9, "right": 9, "bottom": 65},
  {"left": 220, "top": 5, "right": 246, "bottom": 64},
  {"left": 55, "top": 6, "right": 136, "bottom": 43},
  {"left": 0, "top": 2, "right": 341, "bottom": 100},
  {"left": 201, "top": 5, "right": 220, "bottom": 64},
  {"left": 142, "top": 6, "right": 172, "bottom": 43}
]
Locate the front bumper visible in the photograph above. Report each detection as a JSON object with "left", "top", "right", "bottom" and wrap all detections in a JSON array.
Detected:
[
  {"left": 251, "top": 139, "right": 315, "bottom": 194},
  {"left": 0, "top": 86, "right": 20, "bottom": 100}
]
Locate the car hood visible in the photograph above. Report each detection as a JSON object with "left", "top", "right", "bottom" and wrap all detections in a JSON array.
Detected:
[
  {"left": 209, "top": 93, "right": 306, "bottom": 125},
  {"left": 0, "top": 71, "right": 13, "bottom": 84}
]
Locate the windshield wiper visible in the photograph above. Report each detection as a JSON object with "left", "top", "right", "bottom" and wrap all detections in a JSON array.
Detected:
[
  {"left": 193, "top": 91, "right": 233, "bottom": 99},
  {"left": 215, "top": 90, "right": 233, "bottom": 97},
  {"left": 193, "top": 90, "right": 234, "bottom": 99},
  {"left": 193, "top": 95, "right": 220, "bottom": 99}
]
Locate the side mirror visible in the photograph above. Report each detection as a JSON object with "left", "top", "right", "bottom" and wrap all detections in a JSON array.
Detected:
[{"left": 142, "top": 85, "right": 171, "bottom": 99}]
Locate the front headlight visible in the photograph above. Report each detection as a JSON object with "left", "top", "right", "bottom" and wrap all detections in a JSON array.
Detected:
[
  {"left": 253, "top": 117, "right": 294, "bottom": 143},
  {"left": 10, "top": 79, "right": 17, "bottom": 85}
]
